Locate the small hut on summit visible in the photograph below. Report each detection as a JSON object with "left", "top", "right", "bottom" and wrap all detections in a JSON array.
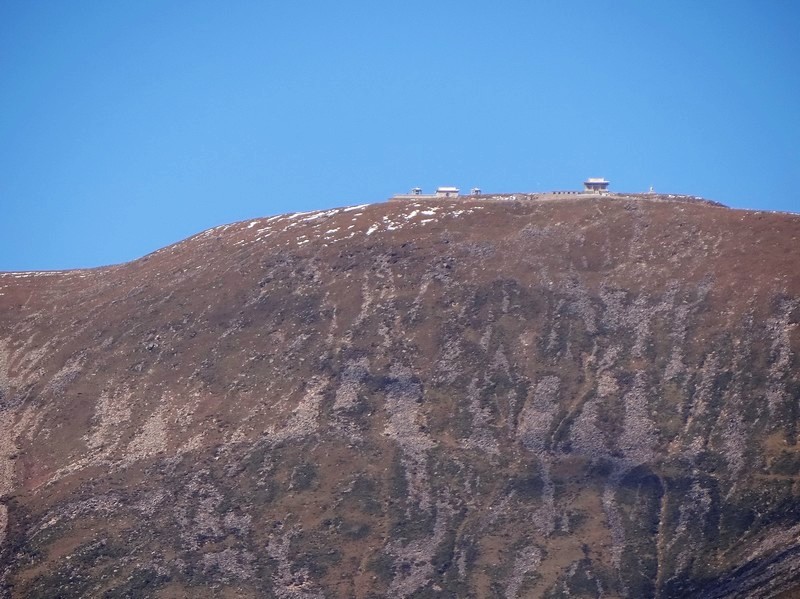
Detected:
[
  {"left": 435, "top": 186, "right": 460, "bottom": 198},
  {"left": 583, "top": 178, "right": 610, "bottom": 193}
]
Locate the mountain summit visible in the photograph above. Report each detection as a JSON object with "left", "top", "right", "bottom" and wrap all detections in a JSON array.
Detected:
[{"left": 1, "top": 194, "right": 799, "bottom": 598}]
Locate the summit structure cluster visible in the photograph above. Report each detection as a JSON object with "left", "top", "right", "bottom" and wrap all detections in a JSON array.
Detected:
[{"left": 390, "top": 177, "right": 613, "bottom": 201}]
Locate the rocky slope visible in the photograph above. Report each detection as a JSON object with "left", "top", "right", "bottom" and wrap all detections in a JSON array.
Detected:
[{"left": 0, "top": 194, "right": 799, "bottom": 598}]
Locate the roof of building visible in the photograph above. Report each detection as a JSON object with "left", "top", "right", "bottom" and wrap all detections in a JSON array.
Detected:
[{"left": 436, "top": 186, "right": 460, "bottom": 192}]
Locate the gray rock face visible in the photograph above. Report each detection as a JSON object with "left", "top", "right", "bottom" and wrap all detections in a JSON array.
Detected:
[{"left": 0, "top": 196, "right": 799, "bottom": 598}]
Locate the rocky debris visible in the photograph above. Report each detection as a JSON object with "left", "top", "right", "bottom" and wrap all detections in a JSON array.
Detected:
[
  {"left": 267, "top": 525, "right": 326, "bottom": 599},
  {"left": 383, "top": 365, "right": 434, "bottom": 511},
  {"left": 385, "top": 502, "right": 451, "bottom": 598},
  {"left": 505, "top": 544, "right": 543, "bottom": 599},
  {"left": 461, "top": 380, "right": 500, "bottom": 455}
]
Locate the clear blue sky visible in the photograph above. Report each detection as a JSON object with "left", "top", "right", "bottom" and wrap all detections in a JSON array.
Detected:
[{"left": 2, "top": 1, "right": 798, "bottom": 270}]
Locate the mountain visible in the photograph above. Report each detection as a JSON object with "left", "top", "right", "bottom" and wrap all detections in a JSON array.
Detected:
[{"left": 1, "top": 194, "right": 799, "bottom": 598}]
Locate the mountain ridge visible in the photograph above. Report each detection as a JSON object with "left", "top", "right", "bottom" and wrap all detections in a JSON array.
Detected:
[{"left": 1, "top": 195, "right": 799, "bottom": 598}]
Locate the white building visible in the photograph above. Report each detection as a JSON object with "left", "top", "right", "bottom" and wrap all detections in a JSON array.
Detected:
[
  {"left": 389, "top": 186, "right": 469, "bottom": 201},
  {"left": 583, "top": 178, "right": 610, "bottom": 193},
  {"left": 435, "top": 186, "right": 460, "bottom": 198}
]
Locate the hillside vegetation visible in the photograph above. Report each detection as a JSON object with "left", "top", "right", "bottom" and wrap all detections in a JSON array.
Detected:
[{"left": 1, "top": 195, "right": 799, "bottom": 598}]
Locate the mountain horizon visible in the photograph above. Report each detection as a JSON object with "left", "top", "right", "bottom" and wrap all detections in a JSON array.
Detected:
[{"left": 1, "top": 192, "right": 799, "bottom": 598}]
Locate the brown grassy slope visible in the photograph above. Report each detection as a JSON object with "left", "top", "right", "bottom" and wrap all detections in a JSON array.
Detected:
[{"left": 0, "top": 196, "right": 799, "bottom": 598}]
